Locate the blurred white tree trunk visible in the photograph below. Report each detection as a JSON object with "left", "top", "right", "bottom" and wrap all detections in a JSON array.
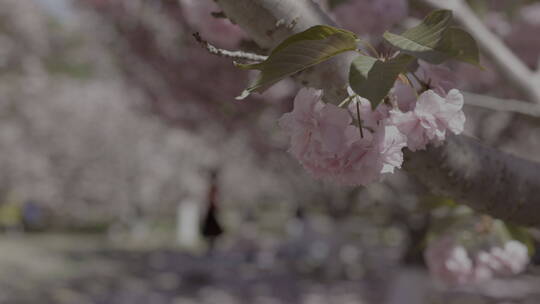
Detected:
[
  {"left": 176, "top": 199, "right": 201, "bottom": 249},
  {"left": 215, "top": 0, "right": 540, "bottom": 226}
]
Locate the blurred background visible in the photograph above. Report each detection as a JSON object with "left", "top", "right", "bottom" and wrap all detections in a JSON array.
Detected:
[{"left": 0, "top": 0, "right": 539, "bottom": 303}]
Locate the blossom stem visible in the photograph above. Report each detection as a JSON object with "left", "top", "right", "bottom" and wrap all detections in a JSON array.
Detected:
[{"left": 356, "top": 101, "right": 364, "bottom": 138}]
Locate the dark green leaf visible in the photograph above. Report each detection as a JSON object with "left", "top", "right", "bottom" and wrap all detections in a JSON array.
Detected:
[
  {"left": 439, "top": 27, "right": 481, "bottom": 66},
  {"left": 349, "top": 54, "right": 414, "bottom": 109},
  {"left": 236, "top": 25, "right": 358, "bottom": 99},
  {"left": 383, "top": 10, "right": 481, "bottom": 66},
  {"left": 349, "top": 54, "right": 377, "bottom": 86}
]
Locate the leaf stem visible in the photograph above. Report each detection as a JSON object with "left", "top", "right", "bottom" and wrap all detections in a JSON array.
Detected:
[
  {"left": 355, "top": 49, "right": 370, "bottom": 57},
  {"left": 404, "top": 73, "right": 420, "bottom": 98},
  {"left": 338, "top": 94, "right": 357, "bottom": 107},
  {"left": 359, "top": 40, "right": 379, "bottom": 58}
]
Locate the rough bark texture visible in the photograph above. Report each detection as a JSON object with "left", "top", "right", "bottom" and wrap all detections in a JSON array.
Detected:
[
  {"left": 216, "top": 0, "right": 540, "bottom": 226},
  {"left": 404, "top": 135, "right": 540, "bottom": 226}
]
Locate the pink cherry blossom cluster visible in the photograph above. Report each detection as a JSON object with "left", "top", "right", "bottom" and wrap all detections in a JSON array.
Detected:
[
  {"left": 390, "top": 89, "right": 465, "bottom": 152},
  {"left": 425, "top": 237, "right": 529, "bottom": 286},
  {"left": 279, "top": 88, "right": 401, "bottom": 186},
  {"left": 279, "top": 74, "right": 466, "bottom": 186}
]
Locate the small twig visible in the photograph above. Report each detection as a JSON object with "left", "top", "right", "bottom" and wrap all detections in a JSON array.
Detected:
[{"left": 193, "top": 32, "right": 267, "bottom": 62}]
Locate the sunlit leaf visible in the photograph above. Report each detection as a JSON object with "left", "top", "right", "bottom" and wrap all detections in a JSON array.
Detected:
[
  {"left": 383, "top": 9, "right": 453, "bottom": 54},
  {"left": 235, "top": 25, "right": 358, "bottom": 99}
]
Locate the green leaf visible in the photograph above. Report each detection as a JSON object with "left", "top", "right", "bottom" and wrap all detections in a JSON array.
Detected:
[
  {"left": 388, "top": 27, "right": 480, "bottom": 66},
  {"left": 349, "top": 55, "right": 377, "bottom": 86},
  {"left": 439, "top": 27, "right": 481, "bottom": 66},
  {"left": 349, "top": 54, "right": 415, "bottom": 109},
  {"left": 235, "top": 25, "right": 358, "bottom": 99},
  {"left": 383, "top": 9, "right": 453, "bottom": 54},
  {"left": 383, "top": 10, "right": 481, "bottom": 66}
]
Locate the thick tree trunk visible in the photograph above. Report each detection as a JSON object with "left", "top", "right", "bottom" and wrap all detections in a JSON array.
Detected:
[{"left": 216, "top": 0, "right": 540, "bottom": 226}]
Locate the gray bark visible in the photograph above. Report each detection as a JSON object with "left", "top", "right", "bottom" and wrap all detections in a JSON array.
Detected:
[
  {"left": 216, "top": 0, "right": 540, "bottom": 226},
  {"left": 404, "top": 135, "right": 540, "bottom": 226}
]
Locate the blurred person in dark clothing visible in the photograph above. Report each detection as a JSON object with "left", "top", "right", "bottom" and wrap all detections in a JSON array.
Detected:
[{"left": 200, "top": 169, "right": 224, "bottom": 254}]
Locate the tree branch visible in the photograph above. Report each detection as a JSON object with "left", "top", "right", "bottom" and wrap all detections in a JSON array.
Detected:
[
  {"left": 422, "top": 0, "right": 540, "bottom": 104},
  {"left": 215, "top": 0, "right": 353, "bottom": 103},
  {"left": 404, "top": 134, "right": 540, "bottom": 226},
  {"left": 215, "top": 0, "right": 540, "bottom": 226},
  {"left": 193, "top": 32, "right": 268, "bottom": 63},
  {"left": 464, "top": 92, "right": 540, "bottom": 119}
]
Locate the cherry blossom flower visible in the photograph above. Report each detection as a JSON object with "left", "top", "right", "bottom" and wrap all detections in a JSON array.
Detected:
[
  {"left": 393, "top": 61, "right": 457, "bottom": 112},
  {"left": 279, "top": 88, "right": 377, "bottom": 185},
  {"left": 280, "top": 86, "right": 464, "bottom": 185},
  {"left": 347, "top": 92, "right": 391, "bottom": 130},
  {"left": 426, "top": 237, "right": 529, "bottom": 286},
  {"left": 377, "top": 125, "right": 407, "bottom": 174},
  {"left": 331, "top": 130, "right": 383, "bottom": 186},
  {"left": 344, "top": 90, "right": 407, "bottom": 175},
  {"left": 279, "top": 88, "right": 406, "bottom": 186},
  {"left": 425, "top": 237, "right": 474, "bottom": 285},
  {"left": 391, "top": 89, "right": 465, "bottom": 151},
  {"left": 475, "top": 241, "right": 529, "bottom": 277}
]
